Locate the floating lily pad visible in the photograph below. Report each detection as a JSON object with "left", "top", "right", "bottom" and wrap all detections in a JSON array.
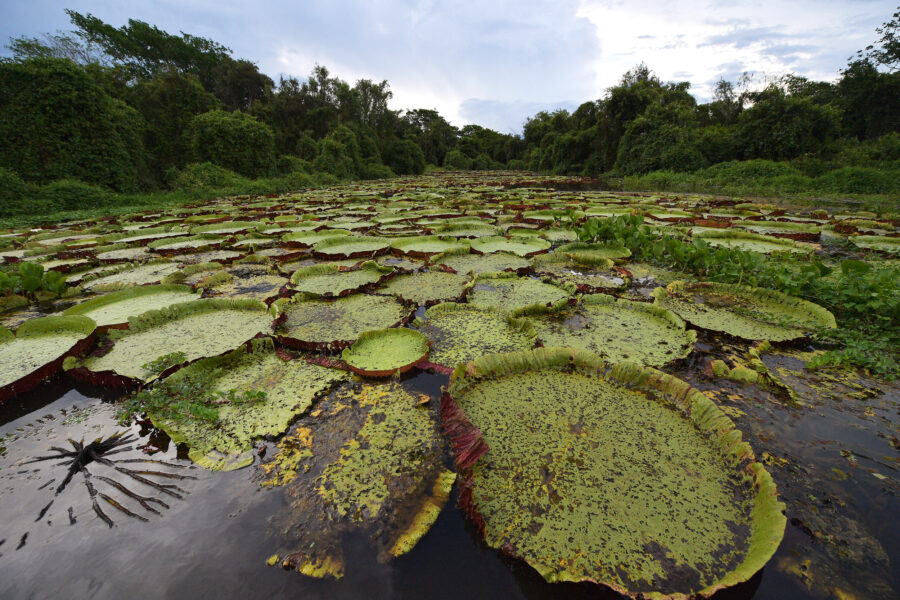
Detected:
[
  {"left": 341, "top": 328, "right": 430, "bottom": 377},
  {"left": 95, "top": 246, "right": 157, "bottom": 263},
  {"left": 528, "top": 294, "right": 695, "bottom": 366},
  {"left": 82, "top": 261, "right": 181, "bottom": 292},
  {"left": 381, "top": 270, "right": 468, "bottom": 306},
  {"left": 532, "top": 254, "right": 627, "bottom": 292},
  {"left": 63, "top": 284, "right": 199, "bottom": 331},
  {"left": 0, "top": 315, "right": 96, "bottom": 402},
  {"left": 275, "top": 294, "right": 411, "bottom": 350},
  {"left": 849, "top": 235, "right": 900, "bottom": 254},
  {"left": 737, "top": 220, "right": 821, "bottom": 241},
  {"left": 313, "top": 235, "right": 393, "bottom": 259},
  {"left": 202, "top": 268, "right": 288, "bottom": 303},
  {"left": 470, "top": 235, "right": 551, "bottom": 257},
  {"left": 466, "top": 273, "right": 575, "bottom": 316},
  {"left": 261, "top": 381, "right": 452, "bottom": 577},
  {"left": 282, "top": 229, "right": 349, "bottom": 248},
  {"left": 151, "top": 339, "right": 349, "bottom": 471},
  {"left": 693, "top": 230, "right": 812, "bottom": 254},
  {"left": 556, "top": 241, "right": 632, "bottom": 262},
  {"left": 72, "top": 298, "right": 273, "bottom": 385},
  {"left": 652, "top": 281, "right": 836, "bottom": 342},
  {"left": 443, "top": 348, "right": 785, "bottom": 598},
  {"left": 433, "top": 222, "right": 499, "bottom": 238},
  {"left": 433, "top": 248, "right": 532, "bottom": 276},
  {"left": 290, "top": 261, "right": 393, "bottom": 297},
  {"left": 415, "top": 303, "right": 535, "bottom": 368},
  {"left": 390, "top": 235, "right": 469, "bottom": 258},
  {"left": 148, "top": 235, "right": 227, "bottom": 255}
]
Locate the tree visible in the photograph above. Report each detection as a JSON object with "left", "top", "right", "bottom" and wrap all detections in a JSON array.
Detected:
[
  {"left": 860, "top": 7, "right": 900, "bottom": 71},
  {"left": 187, "top": 110, "right": 276, "bottom": 178},
  {"left": 383, "top": 137, "right": 426, "bottom": 175},
  {"left": 0, "top": 58, "right": 150, "bottom": 191}
]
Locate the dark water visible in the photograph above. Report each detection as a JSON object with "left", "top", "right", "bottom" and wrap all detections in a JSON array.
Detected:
[{"left": 0, "top": 357, "right": 896, "bottom": 600}]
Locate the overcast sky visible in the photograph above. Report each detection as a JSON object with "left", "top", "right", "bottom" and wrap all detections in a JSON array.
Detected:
[{"left": 1, "top": 1, "right": 894, "bottom": 133}]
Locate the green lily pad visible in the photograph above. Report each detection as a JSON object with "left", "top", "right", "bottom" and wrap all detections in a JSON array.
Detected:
[
  {"left": 390, "top": 236, "right": 470, "bottom": 258},
  {"left": 313, "top": 235, "right": 393, "bottom": 259},
  {"left": 652, "top": 281, "right": 836, "bottom": 342},
  {"left": 148, "top": 234, "right": 226, "bottom": 254},
  {"left": 0, "top": 315, "right": 96, "bottom": 402},
  {"left": 432, "top": 222, "right": 500, "bottom": 238},
  {"left": 150, "top": 339, "right": 350, "bottom": 471},
  {"left": 527, "top": 294, "right": 696, "bottom": 366},
  {"left": 693, "top": 230, "right": 812, "bottom": 254},
  {"left": 290, "top": 261, "right": 393, "bottom": 297},
  {"left": 82, "top": 261, "right": 182, "bottom": 292},
  {"left": 466, "top": 273, "right": 575, "bottom": 316},
  {"left": 62, "top": 284, "right": 199, "bottom": 330},
  {"left": 434, "top": 248, "right": 531, "bottom": 276},
  {"left": 556, "top": 241, "right": 632, "bottom": 262},
  {"left": 341, "top": 328, "right": 430, "bottom": 377},
  {"left": 74, "top": 298, "right": 273, "bottom": 385},
  {"left": 275, "top": 294, "right": 411, "bottom": 350},
  {"left": 471, "top": 235, "right": 551, "bottom": 257},
  {"left": 381, "top": 270, "right": 469, "bottom": 306},
  {"left": 415, "top": 303, "right": 535, "bottom": 369},
  {"left": 282, "top": 229, "right": 350, "bottom": 248},
  {"left": 261, "top": 381, "right": 453, "bottom": 578},
  {"left": 444, "top": 347, "right": 786, "bottom": 598},
  {"left": 532, "top": 253, "right": 627, "bottom": 292},
  {"left": 849, "top": 235, "right": 900, "bottom": 254}
]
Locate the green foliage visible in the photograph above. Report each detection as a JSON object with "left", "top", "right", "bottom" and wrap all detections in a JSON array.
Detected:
[
  {"left": 0, "top": 58, "right": 151, "bottom": 191},
  {"left": 187, "top": 110, "right": 276, "bottom": 178},
  {"left": 814, "top": 166, "right": 900, "bottom": 194},
  {"left": 142, "top": 351, "right": 188, "bottom": 375},
  {"left": 33, "top": 179, "right": 111, "bottom": 211},
  {"left": 170, "top": 162, "right": 250, "bottom": 191},
  {"left": 443, "top": 149, "right": 472, "bottom": 169},
  {"left": 615, "top": 103, "right": 704, "bottom": 174},
  {"left": 383, "top": 137, "right": 427, "bottom": 175}
]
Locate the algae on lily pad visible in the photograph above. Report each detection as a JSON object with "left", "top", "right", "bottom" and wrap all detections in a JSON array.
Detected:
[
  {"left": 434, "top": 248, "right": 531, "bottom": 276},
  {"left": 470, "top": 235, "right": 550, "bottom": 257},
  {"left": 532, "top": 253, "right": 627, "bottom": 292},
  {"left": 73, "top": 298, "right": 273, "bottom": 385},
  {"left": 275, "top": 294, "right": 411, "bottom": 350},
  {"left": 390, "top": 235, "right": 469, "bottom": 258},
  {"left": 313, "top": 235, "right": 393, "bottom": 259},
  {"left": 63, "top": 284, "right": 199, "bottom": 330},
  {"left": 381, "top": 270, "right": 468, "bottom": 306},
  {"left": 528, "top": 294, "right": 695, "bottom": 367},
  {"left": 415, "top": 303, "right": 535, "bottom": 369},
  {"left": 82, "top": 261, "right": 182, "bottom": 292},
  {"left": 0, "top": 315, "right": 96, "bottom": 402},
  {"left": 261, "top": 381, "right": 453, "bottom": 577},
  {"left": 290, "top": 261, "right": 392, "bottom": 298},
  {"left": 652, "top": 281, "right": 836, "bottom": 342},
  {"left": 444, "top": 348, "right": 785, "bottom": 598},
  {"left": 151, "top": 339, "right": 349, "bottom": 471},
  {"left": 466, "top": 273, "right": 574, "bottom": 316},
  {"left": 341, "top": 328, "right": 429, "bottom": 377}
]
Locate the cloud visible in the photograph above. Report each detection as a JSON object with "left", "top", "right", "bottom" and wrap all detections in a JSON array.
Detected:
[{"left": 459, "top": 98, "right": 581, "bottom": 133}]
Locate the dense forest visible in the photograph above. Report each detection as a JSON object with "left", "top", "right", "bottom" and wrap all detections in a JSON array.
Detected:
[{"left": 1, "top": 8, "right": 899, "bottom": 217}]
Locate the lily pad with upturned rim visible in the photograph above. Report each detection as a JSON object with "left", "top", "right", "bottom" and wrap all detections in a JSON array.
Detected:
[
  {"left": 390, "top": 236, "right": 470, "bottom": 258},
  {"left": 470, "top": 235, "right": 551, "bottom": 257},
  {"left": 62, "top": 284, "right": 199, "bottom": 331},
  {"left": 289, "top": 261, "right": 393, "bottom": 298},
  {"left": 433, "top": 248, "right": 532, "bottom": 276},
  {"left": 443, "top": 347, "right": 786, "bottom": 599},
  {"left": 312, "top": 235, "right": 393, "bottom": 259},
  {"left": 466, "top": 273, "right": 575, "bottom": 316},
  {"left": 692, "top": 230, "right": 812, "bottom": 254},
  {"left": 381, "top": 270, "right": 469, "bottom": 306},
  {"left": 341, "top": 328, "right": 430, "bottom": 377}
]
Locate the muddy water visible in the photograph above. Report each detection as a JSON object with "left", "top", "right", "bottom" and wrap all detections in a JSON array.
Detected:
[{"left": 0, "top": 357, "right": 897, "bottom": 599}]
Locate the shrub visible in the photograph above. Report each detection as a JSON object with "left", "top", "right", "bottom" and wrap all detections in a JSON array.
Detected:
[
  {"left": 814, "top": 166, "right": 899, "bottom": 194},
  {"left": 33, "top": 179, "right": 111, "bottom": 211},
  {"left": 383, "top": 138, "right": 426, "bottom": 175},
  {"left": 443, "top": 149, "right": 472, "bottom": 170},
  {"left": 188, "top": 110, "right": 276, "bottom": 178},
  {"left": 170, "top": 162, "right": 250, "bottom": 192},
  {"left": 359, "top": 161, "right": 396, "bottom": 180}
]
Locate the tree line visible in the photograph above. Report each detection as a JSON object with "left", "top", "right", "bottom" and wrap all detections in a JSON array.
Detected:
[{"left": 1, "top": 7, "right": 898, "bottom": 209}]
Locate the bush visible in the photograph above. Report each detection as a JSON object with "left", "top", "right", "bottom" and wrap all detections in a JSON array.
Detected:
[
  {"left": 383, "top": 138, "right": 426, "bottom": 175},
  {"left": 295, "top": 133, "right": 318, "bottom": 160},
  {"left": 507, "top": 159, "right": 526, "bottom": 170},
  {"left": 170, "top": 162, "right": 250, "bottom": 192},
  {"left": 359, "top": 161, "right": 396, "bottom": 180},
  {"left": 0, "top": 168, "right": 37, "bottom": 217},
  {"left": 314, "top": 136, "right": 357, "bottom": 179},
  {"left": 33, "top": 179, "right": 111, "bottom": 211},
  {"left": 443, "top": 149, "right": 472, "bottom": 170},
  {"left": 187, "top": 110, "right": 276, "bottom": 178},
  {"left": 699, "top": 160, "right": 802, "bottom": 185},
  {"left": 814, "top": 166, "right": 900, "bottom": 194}
]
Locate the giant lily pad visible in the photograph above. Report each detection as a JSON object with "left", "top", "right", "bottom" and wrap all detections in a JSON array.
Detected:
[
  {"left": 261, "top": 381, "right": 453, "bottom": 577},
  {"left": 849, "top": 235, "right": 900, "bottom": 254},
  {"left": 275, "top": 294, "right": 412, "bottom": 350},
  {"left": 71, "top": 298, "right": 273, "bottom": 385},
  {"left": 532, "top": 253, "right": 627, "bottom": 292},
  {"left": 466, "top": 273, "right": 575, "bottom": 316},
  {"left": 390, "top": 235, "right": 469, "bottom": 258},
  {"left": 652, "top": 281, "right": 836, "bottom": 342},
  {"left": 415, "top": 303, "right": 535, "bottom": 369},
  {"left": 434, "top": 248, "right": 531, "bottom": 276},
  {"left": 693, "top": 230, "right": 811, "bottom": 254},
  {"left": 528, "top": 294, "right": 696, "bottom": 366},
  {"left": 470, "top": 235, "right": 550, "bottom": 257},
  {"left": 381, "top": 270, "right": 469, "bottom": 306},
  {"left": 0, "top": 315, "right": 96, "bottom": 402},
  {"left": 341, "top": 328, "right": 429, "bottom": 377},
  {"left": 290, "top": 261, "right": 393, "bottom": 298},
  {"left": 82, "top": 261, "right": 181, "bottom": 292},
  {"left": 62, "top": 284, "right": 199, "bottom": 331},
  {"left": 148, "top": 234, "right": 227, "bottom": 255},
  {"left": 313, "top": 235, "right": 393, "bottom": 259},
  {"left": 556, "top": 241, "right": 631, "bottom": 262},
  {"left": 150, "top": 339, "right": 349, "bottom": 471},
  {"left": 443, "top": 348, "right": 786, "bottom": 598},
  {"left": 282, "top": 229, "right": 349, "bottom": 248}
]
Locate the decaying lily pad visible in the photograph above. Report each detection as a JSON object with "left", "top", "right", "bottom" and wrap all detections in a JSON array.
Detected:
[
  {"left": 443, "top": 347, "right": 785, "bottom": 598},
  {"left": 0, "top": 315, "right": 96, "bottom": 402},
  {"left": 289, "top": 261, "right": 393, "bottom": 298},
  {"left": 415, "top": 303, "right": 535, "bottom": 369},
  {"left": 466, "top": 273, "right": 575, "bottom": 316},
  {"left": 652, "top": 281, "right": 836, "bottom": 342},
  {"left": 470, "top": 235, "right": 550, "bottom": 257},
  {"left": 275, "top": 294, "right": 411, "bottom": 350},
  {"left": 201, "top": 267, "right": 288, "bottom": 303},
  {"left": 260, "top": 381, "right": 453, "bottom": 577},
  {"left": 63, "top": 284, "right": 199, "bottom": 331},
  {"left": 434, "top": 248, "right": 531, "bottom": 275},
  {"left": 381, "top": 270, "right": 469, "bottom": 305},
  {"left": 71, "top": 298, "right": 273, "bottom": 385},
  {"left": 151, "top": 338, "right": 349, "bottom": 471},
  {"left": 341, "top": 328, "right": 429, "bottom": 377},
  {"left": 528, "top": 294, "right": 696, "bottom": 366}
]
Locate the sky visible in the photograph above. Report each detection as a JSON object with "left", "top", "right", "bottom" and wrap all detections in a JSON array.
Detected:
[{"left": 1, "top": 1, "right": 894, "bottom": 133}]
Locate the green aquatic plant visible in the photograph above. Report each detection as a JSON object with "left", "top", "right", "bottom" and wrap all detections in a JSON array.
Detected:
[
  {"left": 289, "top": 261, "right": 392, "bottom": 297},
  {"left": 341, "top": 328, "right": 430, "bottom": 377},
  {"left": 381, "top": 270, "right": 468, "bottom": 305},
  {"left": 63, "top": 284, "right": 198, "bottom": 329},
  {"left": 466, "top": 272, "right": 575, "bottom": 316}
]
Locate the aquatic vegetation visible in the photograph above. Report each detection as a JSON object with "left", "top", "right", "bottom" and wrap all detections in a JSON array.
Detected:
[
  {"left": 466, "top": 273, "right": 575, "bottom": 315},
  {"left": 289, "top": 260, "right": 392, "bottom": 297},
  {"left": 62, "top": 284, "right": 198, "bottom": 330},
  {"left": 381, "top": 270, "right": 469, "bottom": 305},
  {"left": 341, "top": 328, "right": 429, "bottom": 377}
]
